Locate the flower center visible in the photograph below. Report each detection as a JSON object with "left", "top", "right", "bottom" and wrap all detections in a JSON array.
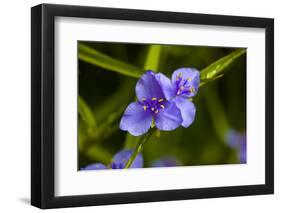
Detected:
[
  {"left": 175, "top": 74, "right": 194, "bottom": 96},
  {"left": 140, "top": 97, "right": 165, "bottom": 114}
]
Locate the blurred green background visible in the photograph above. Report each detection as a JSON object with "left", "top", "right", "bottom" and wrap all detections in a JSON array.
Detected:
[{"left": 78, "top": 41, "right": 246, "bottom": 169}]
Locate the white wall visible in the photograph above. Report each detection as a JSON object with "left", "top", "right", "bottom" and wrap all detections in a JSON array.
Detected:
[{"left": 0, "top": 0, "right": 279, "bottom": 212}]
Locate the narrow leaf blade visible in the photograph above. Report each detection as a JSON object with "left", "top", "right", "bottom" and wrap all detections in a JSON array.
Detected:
[
  {"left": 78, "top": 96, "right": 97, "bottom": 128},
  {"left": 200, "top": 49, "right": 246, "bottom": 82},
  {"left": 144, "top": 45, "right": 162, "bottom": 71},
  {"left": 79, "top": 43, "right": 145, "bottom": 78}
]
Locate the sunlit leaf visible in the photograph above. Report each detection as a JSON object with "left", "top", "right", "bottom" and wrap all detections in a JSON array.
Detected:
[
  {"left": 200, "top": 49, "right": 246, "bottom": 82},
  {"left": 79, "top": 43, "right": 145, "bottom": 78},
  {"left": 199, "top": 74, "right": 224, "bottom": 87}
]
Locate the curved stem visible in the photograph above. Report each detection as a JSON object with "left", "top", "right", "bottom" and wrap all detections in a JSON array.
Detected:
[{"left": 125, "top": 128, "right": 156, "bottom": 169}]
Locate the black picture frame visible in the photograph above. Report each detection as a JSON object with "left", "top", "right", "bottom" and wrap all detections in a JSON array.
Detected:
[{"left": 31, "top": 3, "right": 274, "bottom": 209}]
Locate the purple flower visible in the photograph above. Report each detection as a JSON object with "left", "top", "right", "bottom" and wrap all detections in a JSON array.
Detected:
[
  {"left": 81, "top": 163, "right": 107, "bottom": 170},
  {"left": 151, "top": 157, "right": 182, "bottom": 167},
  {"left": 110, "top": 150, "right": 143, "bottom": 169},
  {"left": 81, "top": 150, "right": 143, "bottom": 170},
  {"left": 226, "top": 129, "right": 246, "bottom": 163},
  {"left": 157, "top": 68, "right": 200, "bottom": 128},
  {"left": 120, "top": 71, "right": 183, "bottom": 136}
]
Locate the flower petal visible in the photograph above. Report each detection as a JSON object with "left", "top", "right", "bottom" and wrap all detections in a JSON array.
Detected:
[
  {"left": 152, "top": 157, "right": 181, "bottom": 167},
  {"left": 154, "top": 101, "right": 182, "bottom": 131},
  {"left": 112, "top": 150, "right": 143, "bottom": 169},
  {"left": 172, "top": 68, "right": 200, "bottom": 97},
  {"left": 120, "top": 102, "right": 153, "bottom": 136},
  {"left": 240, "top": 142, "right": 246, "bottom": 164},
  {"left": 81, "top": 163, "right": 107, "bottom": 170},
  {"left": 240, "top": 133, "right": 247, "bottom": 163},
  {"left": 135, "top": 71, "right": 165, "bottom": 100},
  {"left": 155, "top": 72, "right": 176, "bottom": 100},
  {"left": 227, "top": 130, "right": 247, "bottom": 163},
  {"left": 172, "top": 67, "right": 200, "bottom": 84},
  {"left": 226, "top": 129, "right": 241, "bottom": 148},
  {"left": 173, "top": 96, "right": 196, "bottom": 128}
]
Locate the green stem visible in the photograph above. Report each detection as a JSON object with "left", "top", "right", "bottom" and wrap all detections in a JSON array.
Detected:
[{"left": 125, "top": 128, "right": 156, "bottom": 169}]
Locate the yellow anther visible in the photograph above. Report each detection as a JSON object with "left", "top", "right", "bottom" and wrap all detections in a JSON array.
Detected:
[
  {"left": 160, "top": 105, "right": 165, "bottom": 109},
  {"left": 155, "top": 110, "right": 159, "bottom": 114},
  {"left": 189, "top": 87, "right": 195, "bottom": 93},
  {"left": 141, "top": 98, "right": 146, "bottom": 101},
  {"left": 151, "top": 97, "right": 157, "bottom": 101},
  {"left": 143, "top": 105, "right": 147, "bottom": 111},
  {"left": 187, "top": 77, "right": 191, "bottom": 82},
  {"left": 176, "top": 72, "right": 182, "bottom": 80},
  {"left": 158, "top": 98, "right": 164, "bottom": 102}
]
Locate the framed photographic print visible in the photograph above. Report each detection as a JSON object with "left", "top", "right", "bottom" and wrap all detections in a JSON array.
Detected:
[{"left": 31, "top": 3, "right": 274, "bottom": 209}]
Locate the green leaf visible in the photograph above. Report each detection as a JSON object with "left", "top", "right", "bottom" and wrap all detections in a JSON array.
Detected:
[
  {"left": 78, "top": 96, "right": 97, "bottom": 128},
  {"left": 200, "top": 49, "right": 246, "bottom": 82},
  {"left": 199, "top": 74, "right": 224, "bottom": 87},
  {"left": 79, "top": 43, "right": 145, "bottom": 78},
  {"left": 144, "top": 45, "right": 162, "bottom": 71}
]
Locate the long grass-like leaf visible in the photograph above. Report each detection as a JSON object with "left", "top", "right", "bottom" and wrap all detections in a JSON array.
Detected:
[
  {"left": 200, "top": 48, "right": 246, "bottom": 82},
  {"left": 144, "top": 45, "right": 162, "bottom": 71},
  {"left": 78, "top": 96, "right": 97, "bottom": 128},
  {"left": 79, "top": 43, "right": 145, "bottom": 78}
]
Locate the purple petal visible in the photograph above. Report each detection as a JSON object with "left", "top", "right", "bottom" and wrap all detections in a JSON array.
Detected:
[
  {"left": 81, "top": 163, "right": 107, "bottom": 170},
  {"left": 226, "top": 130, "right": 247, "bottom": 163},
  {"left": 135, "top": 71, "right": 165, "bottom": 100},
  {"left": 240, "top": 133, "right": 247, "bottom": 163},
  {"left": 152, "top": 157, "right": 181, "bottom": 167},
  {"left": 154, "top": 101, "right": 182, "bottom": 131},
  {"left": 155, "top": 72, "right": 176, "bottom": 100},
  {"left": 173, "top": 97, "right": 196, "bottom": 128},
  {"left": 112, "top": 150, "right": 143, "bottom": 169},
  {"left": 172, "top": 68, "right": 200, "bottom": 98},
  {"left": 172, "top": 68, "right": 200, "bottom": 84},
  {"left": 226, "top": 129, "right": 241, "bottom": 148},
  {"left": 120, "top": 102, "right": 153, "bottom": 136}
]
